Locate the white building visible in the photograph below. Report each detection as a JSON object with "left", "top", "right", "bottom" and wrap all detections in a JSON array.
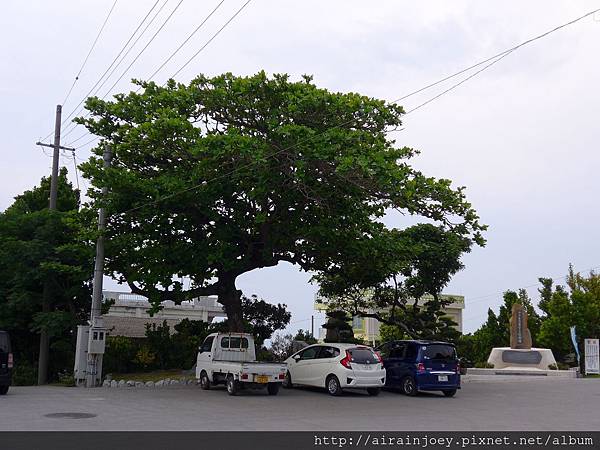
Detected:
[
  {"left": 315, "top": 293, "right": 465, "bottom": 344},
  {"left": 102, "top": 291, "right": 226, "bottom": 338}
]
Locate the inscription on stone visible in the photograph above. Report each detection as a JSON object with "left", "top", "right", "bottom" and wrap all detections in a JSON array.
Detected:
[
  {"left": 501, "top": 350, "right": 542, "bottom": 365},
  {"left": 510, "top": 303, "right": 532, "bottom": 349}
]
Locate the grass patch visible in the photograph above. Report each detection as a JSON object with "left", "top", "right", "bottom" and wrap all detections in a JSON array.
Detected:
[
  {"left": 106, "top": 369, "right": 194, "bottom": 383},
  {"left": 584, "top": 374, "right": 600, "bottom": 378}
]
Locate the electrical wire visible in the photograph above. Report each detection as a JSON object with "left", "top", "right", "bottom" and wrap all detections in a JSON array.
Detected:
[
  {"left": 68, "top": 6, "right": 600, "bottom": 220},
  {"left": 170, "top": 0, "right": 252, "bottom": 79},
  {"left": 61, "top": 0, "right": 119, "bottom": 107},
  {"left": 65, "top": 0, "right": 250, "bottom": 143},
  {"left": 60, "top": 0, "right": 173, "bottom": 139},
  {"left": 60, "top": 0, "right": 163, "bottom": 129},
  {"left": 101, "top": 0, "right": 185, "bottom": 99},
  {"left": 146, "top": 0, "right": 226, "bottom": 82}
]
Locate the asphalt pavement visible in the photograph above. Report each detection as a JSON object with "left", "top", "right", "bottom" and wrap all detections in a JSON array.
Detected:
[{"left": 1, "top": 376, "right": 598, "bottom": 431}]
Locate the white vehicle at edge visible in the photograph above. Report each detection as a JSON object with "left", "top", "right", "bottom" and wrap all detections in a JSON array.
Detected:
[
  {"left": 196, "top": 332, "right": 286, "bottom": 396},
  {"left": 283, "top": 343, "right": 385, "bottom": 396}
]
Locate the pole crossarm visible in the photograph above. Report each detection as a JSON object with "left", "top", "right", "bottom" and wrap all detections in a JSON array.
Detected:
[{"left": 36, "top": 141, "right": 76, "bottom": 152}]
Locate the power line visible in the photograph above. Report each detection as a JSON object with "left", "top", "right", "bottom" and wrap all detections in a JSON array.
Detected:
[
  {"left": 60, "top": 0, "right": 173, "bottom": 140},
  {"left": 60, "top": 0, "right": 163, "bottom": 130},
  {"left": 79, "top": 6, "right": 600, "bottom": 219},
  {"left": 146, "top": 0, "right": 226, "bottom": 82},
  {"left": 391, "top": 6, "right": 600, "bottom": 104},
  {"left": 61, "top": 0, "right": 120, "bottom": 107},
  {"left": 171, "top": 0, "right": 252, "bottom": 80},
  {"left": 101, "top": 0, "right": 185, "bottom": 99},
  {"left": 66, "top": 0, "right": 251, "bottom": 144}
]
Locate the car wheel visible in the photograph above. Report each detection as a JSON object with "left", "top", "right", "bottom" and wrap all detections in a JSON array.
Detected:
[
  {"left": 199, "top": 371, "right": 210, "bottom": 390},
  {"left": 282, "top": 371, "right": 293, "bottom": 389},
  {"left": 267, "top": 382, "right": 279, "bottom": 396},
  {"left": 443, "top": 389, "right": 457, "bottom": 397},
  {"left": 401, "top": 376, "right": 417, "bottom": 396},
  {"left": 226, "top": 376, "right": 239, "bottom": 396},
  {"left": 326, "top": 375, "right": 343, "bottom": 396},
  {"left": 367, "top": 387, "right": 380, "bottom": 396},
  {"left": 0, "top": 385, "right": 8, "bottom": 395}
]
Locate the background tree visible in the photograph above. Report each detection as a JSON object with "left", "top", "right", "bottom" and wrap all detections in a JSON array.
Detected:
[
  {"left": 210, "top": 295, "right": 291, "bottom": 347},
  {"left": 0, "top": 169, "right": 92, "bottom": 383},
  {"left": 316, "top": 224, "right": 473, "bottom": 340},
  {"left": 293, "top": 329, "right": 317, "bottom": 344},
  {"left": 78, "top": 71, "right": 485, "bottom": 331},
  {"left": 322, "top": 310, "right": 358, "bottom": 343},
  {"left": 538, "top": 267, "right": 600, "bottom": 368}
]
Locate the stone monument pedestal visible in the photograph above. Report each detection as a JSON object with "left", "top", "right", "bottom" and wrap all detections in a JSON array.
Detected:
[{"left": 487, "top": 347, "right": 557, "bottom": 370}]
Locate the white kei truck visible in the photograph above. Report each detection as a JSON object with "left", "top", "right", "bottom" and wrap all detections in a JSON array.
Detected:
[{"left": 196, "top": 332, "right": 287, "bottom": 396}]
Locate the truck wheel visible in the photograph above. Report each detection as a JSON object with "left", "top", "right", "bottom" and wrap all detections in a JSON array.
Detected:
[
  {"left": 199, "top": 371, "right": 210, "bottom": 390},
  {"left": 267, "top": 382, "right": 279, "bottom": 396},
  {"left": 226, "top": 376, "right": 239, "bottom": 396},
  {"left": 282, "top": 371, "right": 293, "bottom": 389},
  {"left": 443, "top": 389, "right": 457, "bottom": 397},
  {"left": 326, "top": 375, "right": 343, "bottom": 396},
  {"left": 0, "top": 386, "right": 8, "bottom": 395}
]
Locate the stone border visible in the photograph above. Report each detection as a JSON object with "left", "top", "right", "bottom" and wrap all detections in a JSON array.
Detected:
[{"left": 102, "top": 378, "right": 199, "bottom": 388}]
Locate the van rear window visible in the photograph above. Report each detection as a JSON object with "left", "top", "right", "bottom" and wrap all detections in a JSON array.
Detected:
[
  {"left": 0, "top": 333, "right": 9, "bottom": 353},
  {"left": 422, "top": 344, "right": 456, "bottom": 361},
  {"left": 347, "top": 347, "right": 378, "bottom": 364}
]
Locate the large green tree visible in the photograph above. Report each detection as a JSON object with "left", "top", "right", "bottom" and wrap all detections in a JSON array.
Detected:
[
  {"left": 77, "top": 71, "right": 485, "bottom": 331},
  {"left": 0, "top": 169, "right": 92, "bottom": 382}
]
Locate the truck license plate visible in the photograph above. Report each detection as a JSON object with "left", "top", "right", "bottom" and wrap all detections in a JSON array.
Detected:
[
  {"left": 438, "top": 375, "right": 448, "bottom": 382},
  {"left": 256, "top": 375, "right": 269, "bottom": 384}
]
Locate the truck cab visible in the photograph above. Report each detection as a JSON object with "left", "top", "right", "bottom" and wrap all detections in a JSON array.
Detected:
[{"left": 196, "top": 332, "right": 286, "bottom": 396}]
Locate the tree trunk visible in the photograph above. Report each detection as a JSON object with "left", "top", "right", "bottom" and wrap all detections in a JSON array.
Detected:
[{"left": 218, "top": 280, "right": 244, "bottom": 332}]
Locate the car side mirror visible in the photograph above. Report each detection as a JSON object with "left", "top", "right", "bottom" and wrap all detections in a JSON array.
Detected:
[{"left": 293, "top": 354, "right": 301, "bottom": 362}]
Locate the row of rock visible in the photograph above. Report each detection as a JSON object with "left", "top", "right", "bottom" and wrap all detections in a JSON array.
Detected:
[{"left": 102, "top": 378, "right": 197, "bottom": 388}]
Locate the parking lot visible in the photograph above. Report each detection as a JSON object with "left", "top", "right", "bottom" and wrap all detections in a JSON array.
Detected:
[{"left": 1, "top": 376, "right": 599, "bottom": 431}]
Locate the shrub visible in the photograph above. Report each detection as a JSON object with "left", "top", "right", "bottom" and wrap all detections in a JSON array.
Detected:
[
  {"left": 12, "top": 362, "right": 37, "bottom": 386},
  {"left": 474, "top": 362, "right": 494, "bottom": 369},
  {"left": 133, "top": 346, "right": 156, "bottom": 370}
]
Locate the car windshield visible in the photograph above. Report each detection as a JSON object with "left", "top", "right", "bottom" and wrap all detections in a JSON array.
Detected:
[
  {"left": 0, "top": 333, "right": 9, "bottom": 353},
  {"left": 347, "top": 347, "right": 377, "bottom": 364},
  {"left": 422, "top": 344, "right": 456, "bottom": 361}
]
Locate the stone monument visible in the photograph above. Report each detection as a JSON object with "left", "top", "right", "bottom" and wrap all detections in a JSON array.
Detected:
[{"left": 487, "top": 303, "right": 557, "bottom": 371}]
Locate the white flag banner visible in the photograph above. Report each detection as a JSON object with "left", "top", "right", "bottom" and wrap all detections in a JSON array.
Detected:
[{"left": 584, "top": 339, "right": 599, "bottom": 375}]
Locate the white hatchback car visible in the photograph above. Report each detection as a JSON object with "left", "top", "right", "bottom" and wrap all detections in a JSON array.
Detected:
[{"left": 283, "top": 343, "right": 385, "bottom": 396}]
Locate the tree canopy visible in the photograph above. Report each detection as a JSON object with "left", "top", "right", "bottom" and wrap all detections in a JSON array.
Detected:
[
  {"left": 78, "top": 71, "right": 485, "bottom": 331},
  {"left": 0, "top": 168, "right": 92, "bottom": 382}
]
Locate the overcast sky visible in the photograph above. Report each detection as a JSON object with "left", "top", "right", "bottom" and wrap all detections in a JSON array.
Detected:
[{"left": 1, "top": 0, "right": 599, "bottom": 335}]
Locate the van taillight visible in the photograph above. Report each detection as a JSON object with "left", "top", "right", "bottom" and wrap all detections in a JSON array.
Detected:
[
  {"left": 416, "top": 363, "right": 425, "bottom": 373},
  {"left": 456, "top": 363, "right": 460, "bottom": 374},
  {"left": 8, "top": 353, "right": 13, "bottom": 369},
  {"left": 241, "top": 373, "right": 248, "bottom": 380},
  {"left": 375, "top": 351, "right": 383, "bottom": 364},
  {"left": 340, "top": 350, "right": 352, "bottom": 369}
]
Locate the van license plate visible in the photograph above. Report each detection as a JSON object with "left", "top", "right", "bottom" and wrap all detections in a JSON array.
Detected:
[
  {"left": 438, "top": 375, "right": 448, "bottom": 382},
  {"left": 256, "top": 375, "right": 269, "bottom": 384}
]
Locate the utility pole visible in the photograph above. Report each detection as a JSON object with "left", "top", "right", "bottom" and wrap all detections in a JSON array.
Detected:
[
  {"left": 311, "top": 315, "right": 314, "bottom": 340},
  {"left": 35, "top": 105, "right": 75, "bottom": 385},
  {"left": 85, "top": 145, "right": 111, "bottom": 387}
]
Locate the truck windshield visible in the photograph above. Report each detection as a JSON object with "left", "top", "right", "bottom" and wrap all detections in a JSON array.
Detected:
[
  {"left": 422, "top": 344, "right": 456, "bottom": 361},
  {"left": 347, "top": 347, "right": 378, "bottom": 364}
]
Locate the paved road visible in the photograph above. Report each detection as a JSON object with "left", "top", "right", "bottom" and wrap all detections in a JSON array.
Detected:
[{"left": 1, "top": 377, "right": 599, "bottom": 431}]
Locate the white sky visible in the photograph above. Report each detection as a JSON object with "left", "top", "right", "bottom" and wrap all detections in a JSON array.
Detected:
[{"left": 1, "top": 0, "right": 599, "bottom": 335}]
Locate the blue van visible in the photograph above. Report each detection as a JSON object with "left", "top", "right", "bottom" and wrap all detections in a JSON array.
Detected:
[{"left": 375, "top": 340, "right": 460, "bottom": 397}]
